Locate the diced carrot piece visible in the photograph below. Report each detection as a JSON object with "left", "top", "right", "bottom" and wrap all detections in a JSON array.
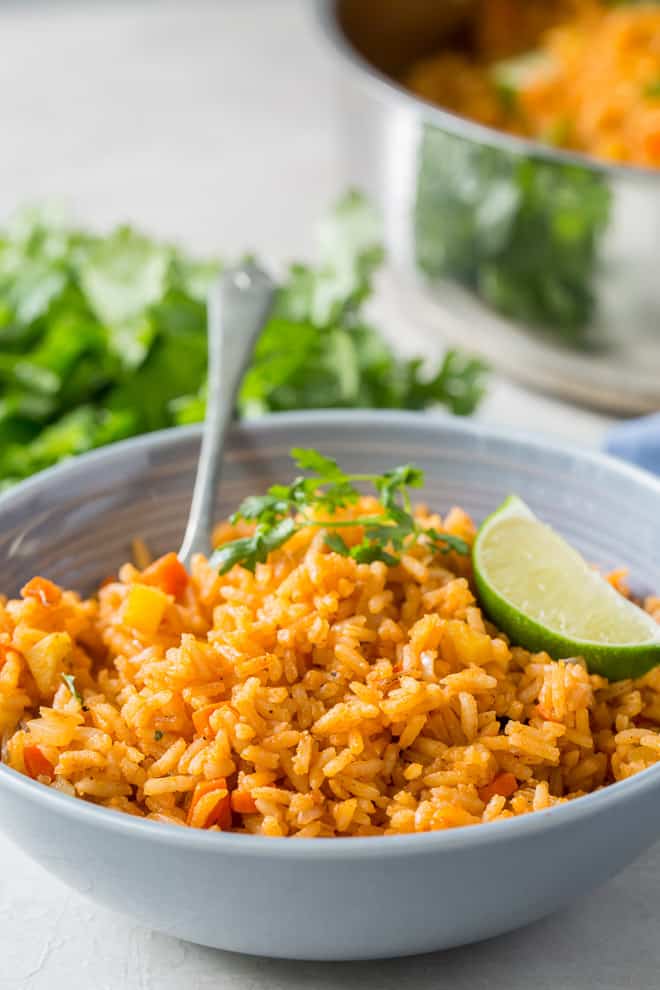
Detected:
[
  {"left": 122, "top": 583, "right": 169, "bottom": 635},
  {"left": 188, "top": 778, "right": 224, "bottom": 809},
  {"left": 231, "top": 790, "right": 258, "bottom": 814},
  {"left": 606, "top": 567, "right": 630, "bottom": 597},
  {"left": 141, "top": 553, "right": 188, "bottom": 600},
  {"left": 192, "top": 703, "right": 222, "bottom": 738},
  {"left": 535, "top": 704, "right": 554, "bottom": 721},
  {"left": 23, "top": 745, "right": 55, "bottom": 781},
  {"left": 645, "top": 132, "right": 660, "bottom": 163},
  {"left": 20, "top": 577, "right": 61, "bottom": 606},
  {"left": 187, "top": 778, "right": 232, "bottom": 829},
  {"left": 478, "top": 772, "right": 518, "bottom": 804}
]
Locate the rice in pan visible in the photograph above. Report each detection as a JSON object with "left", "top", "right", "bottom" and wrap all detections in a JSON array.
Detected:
[{"left": 407, "top": 0, "right": 660, "bottom": 168}]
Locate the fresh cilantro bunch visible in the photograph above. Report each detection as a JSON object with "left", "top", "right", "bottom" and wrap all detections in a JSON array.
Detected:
[
  {"left": 210, "top": 448, "right": 469, "bottom": 574},
  {"left": 0, "top": 193, "right": 487, "bottom": 489},
  {"left": 176, "top": 192, "right": 488, "bottom": 421},
  {"left": 0, "top": 208, "right": 216, "bottom": 488}
]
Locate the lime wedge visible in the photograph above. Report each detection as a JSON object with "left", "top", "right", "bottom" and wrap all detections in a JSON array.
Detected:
[{"left": 473, "top": 496, "right": 660, "bottom": 680}]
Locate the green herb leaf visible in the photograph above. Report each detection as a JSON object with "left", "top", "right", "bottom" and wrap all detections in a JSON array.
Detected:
[
  {"left": 324, "top": 531, "right": 350, "bottom": 554},
  {"left": 0, "top": 195, "right": 486, "bottom": 488},
  {"left": 349, "top": 540, "right": 399, "bottom": 567},
  {"left": 231, "top": 493, "right": 289, "bottom": 523},
  {"left": 349, "top": 543, "right": 400, "bottom": 566},
  {"left": 210, "top": 536, "right": 261, "bottom": 575},
  {"left": 426, "top": 528, "right": 470, "bottom": 556},
  {"left": 645, "top": 79, "right": 660, "bottom": 99},
  {"left": 237, "top": 192, "right": 487, "bottom": 418},
  {"left": 212, "top": 448, "right": 469, "bottom": 574},
  {"left": 210, "top": 518, "right": 298, "bottom": 574},
  {"left": 291, "top": 448, "right": 342, "bottom": 478},
  {"left": 377, "top": 465, "right": 424, "bottom": 510},
  {"left": 154, "top": 729, "right": 164, "bottom": 741},
  {"left": 61, "top": 673, "right": 83, "bottom": 707}
]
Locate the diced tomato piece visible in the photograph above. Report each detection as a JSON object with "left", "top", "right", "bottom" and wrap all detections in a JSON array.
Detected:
[
  {"left": 20, "top": 577, "right": 61, "bottom": 606},
  {"left": 230, "top": 790, "right": 258, "bottom": 814},
  {"left": 187, "top": 778, "right": 232, "bottom": 829},
  {"left": 478, "top": 772, "right": 518, "bottom": 804},
  {"left": 23, "top": 745, "right": 55, "bottom": 781},
  {"left": 141, "top": 553, "right": 188, "bottom": 599}
]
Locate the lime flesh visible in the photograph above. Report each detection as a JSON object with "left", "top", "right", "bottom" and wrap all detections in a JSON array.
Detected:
[{"left": 473, "top": 496, "right": 660, "bottom": 680}]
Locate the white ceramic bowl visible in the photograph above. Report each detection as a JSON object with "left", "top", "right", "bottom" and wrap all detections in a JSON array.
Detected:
[{"left": 1, "top": 411, "right": 660, "bottom": 961}]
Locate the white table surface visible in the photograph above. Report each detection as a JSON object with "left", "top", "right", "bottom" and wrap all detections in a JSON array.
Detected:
[{"left": 0, "top": 2, "right": 655, "bottom": 987}]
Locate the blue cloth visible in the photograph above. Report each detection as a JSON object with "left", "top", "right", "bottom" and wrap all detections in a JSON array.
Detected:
[{"left": 605, "top": 413, "right": 660, "bottom": 475}]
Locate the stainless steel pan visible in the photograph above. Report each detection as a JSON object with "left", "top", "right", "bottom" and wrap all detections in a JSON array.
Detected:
[{"left": 318, "top": 0, "right": 660, "bottom": 413}]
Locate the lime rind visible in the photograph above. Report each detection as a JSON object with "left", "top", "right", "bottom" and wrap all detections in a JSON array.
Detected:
[{"left": 473, "top": 496, "right": 660, "bottom": 680}]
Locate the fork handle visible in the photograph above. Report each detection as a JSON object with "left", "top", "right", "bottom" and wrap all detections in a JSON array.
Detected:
[{"left": 178, "top": 262, "right": 276, "bottom": 568}]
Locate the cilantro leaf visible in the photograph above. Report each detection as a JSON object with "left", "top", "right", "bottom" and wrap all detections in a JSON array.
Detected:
[
  {"left": 324, "top": 531, "right": 350, "bottom": 555},
  {"left": 236, "top": 192, "right": 487, "bottom": 419},
  {"left": 210, "top": 537, "right": 260, "bottom": 575},
  {"left": 210, "top": 518, "right": 297, "bottom": 574},
  {"left": 426, "top": 529, "right": 470, "bottom": 556},
  {"left": 291, "top": 448, "right": 342, "bottom": 478},
  {"left": 212, "top": 448, "right": 469, "bottom": 574},
  {"left": 349, "top": 543, "right": 399, "bottom": 566},
  {"left": 61, "top": 672, "right": 84, "bottom": 707},
  {"left": 231, "top": 493, "right": 290, "bottom": 523}
]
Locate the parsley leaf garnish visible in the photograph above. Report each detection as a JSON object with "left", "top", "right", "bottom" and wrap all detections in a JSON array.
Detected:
[{"left": 209, "top": 448, "right": 469, "bottom": 574}]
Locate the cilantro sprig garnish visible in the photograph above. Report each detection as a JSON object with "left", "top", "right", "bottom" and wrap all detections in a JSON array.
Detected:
[{"left": 210, "top": 448, "right": 469, "bottom": 574}]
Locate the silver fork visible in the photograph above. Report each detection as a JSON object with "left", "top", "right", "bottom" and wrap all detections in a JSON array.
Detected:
[{"left": 178, "top": 262, "right": 276, "bottom": 569}]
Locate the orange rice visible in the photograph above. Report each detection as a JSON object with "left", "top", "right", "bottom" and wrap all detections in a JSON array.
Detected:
[
  {"left": 2, "top": 497, "right": 660, "bottom": 837},
  {"left": 406, "top": 0, "right": 660, "bottom": 168}
]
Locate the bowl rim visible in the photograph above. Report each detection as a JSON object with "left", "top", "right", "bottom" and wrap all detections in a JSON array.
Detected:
[
  {"left": 2, "top": 407, "right": 660, "bottom": 858},
  {"left": 315, "top": 0, "right": 660, "bottom": 184}
]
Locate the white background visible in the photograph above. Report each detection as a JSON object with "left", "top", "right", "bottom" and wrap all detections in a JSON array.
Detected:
[{"left": 0, "top": 1, "right": 655, "bottom": 987}]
